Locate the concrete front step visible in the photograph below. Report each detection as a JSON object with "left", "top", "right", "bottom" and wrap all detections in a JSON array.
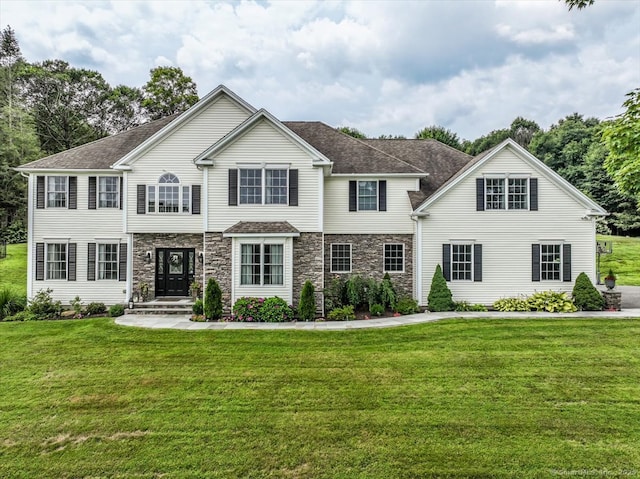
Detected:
[{"left": 125, "top": 297, "right": 195, "bottom": 315}]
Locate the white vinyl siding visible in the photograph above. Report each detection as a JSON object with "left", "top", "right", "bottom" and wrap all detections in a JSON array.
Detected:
[
  {"left": 324, "top": 177, "right": 417, "bottom": 234},
  {"left": 419, "top": 147, "right": 597, "bottom": 305},
  {"left": 127, "top": 95, "right": 250, "bottom": 233},
  {"left": 208, "top": 119, "right": 322, "bottom": 232},
  {"left": 30, "top": 172, "right": 127, "bottom": 303}
]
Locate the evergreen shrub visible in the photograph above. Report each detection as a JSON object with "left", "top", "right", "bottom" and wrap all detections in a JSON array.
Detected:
[
  {"left": 204, "top": 277, "right": 223, "bottom": 320},
  {"left": 427, "top": 265, "right": 454, "bottom": 312},
  {"left": 572, "top": 272, "right": 605, "bottom": 311},
  {"left": 298, "top": 280, "right": 316, "bottom": 321}
]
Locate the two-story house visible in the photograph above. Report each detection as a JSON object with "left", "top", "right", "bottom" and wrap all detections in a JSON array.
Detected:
[{"left": 17, "top": 85, "right": 607, "bottom": 311}]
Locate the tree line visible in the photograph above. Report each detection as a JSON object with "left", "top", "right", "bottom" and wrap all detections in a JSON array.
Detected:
[{"left": 1, "top": 22, "right": 638, "bottom": 241}]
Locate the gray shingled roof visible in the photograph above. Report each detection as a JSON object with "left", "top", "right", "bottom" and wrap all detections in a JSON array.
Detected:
[
  {"left": 283, "top": 121, "right": 425, "bottom": 175},
  {"left": 224, "top": 221, "right": 300, "bottom": 235},
  {"left": 363, "top": 139, "right": 473, "bottom": 208},
  {"left": 19, "top": 115, "right": 179, "bottom": 170}
]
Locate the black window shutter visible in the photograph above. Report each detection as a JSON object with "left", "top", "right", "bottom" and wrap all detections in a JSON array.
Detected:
[
  {"left": 192, "top": 185, "right": 201, "bottom": 214},
  {"left": 88, "top": 177, "right": 97, "bottom": 209},
  {"left": 476, "top": 178, "right": 485, "bottom": 211},
  {"left": 378, "top": 180, "right": 387, "bottom": 211},
  {"left": 349, "top": 181, "right": 357, "bottom": 211},
  {"left": 474, "top": 244, "right": 482, "bottom": 282},
  {"left": 67, "top": 243, "right": 77, "bottom": 281},
  {"left": 530, "top": 178, "right": 538, "bottom": 211},
  {"left": 137, "top": 185, "right": 146, "bottom": 214},
  {"left": 68, "top": 176, "right": 77, "bottom": 209},
  {"left": 119, "top": 177, "right": 123, "bottom": 210},
  {"left": 36, "top": 176, "right": 45, "bottom": 209},
  {"left": 442, "top": 244, "right": 451, "bottom": 281},
  {"left": 532, "top": 244, "right": 540, "bottom": 282},
  {"left": 35, "top": 243, "right": 45, "bottom": 280},
  {"left": 289, "top": 169, "right": 298, "bottom": 206},
  {"left": 563, "top": 244, "right": 571, "bottom": 282},
  {"left": 119, "top": 243, "right": 127, "bottom": 282},
  {"left": 228, "top": 169, "right": 238, "bottom": 206},
  {"left": 87, "top": 243, "right": 96, "bottom": 281}
]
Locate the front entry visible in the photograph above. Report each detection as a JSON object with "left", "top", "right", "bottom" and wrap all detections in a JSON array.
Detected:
[{"left": 155, "top": 248, "right": 195, "bottom": 296}]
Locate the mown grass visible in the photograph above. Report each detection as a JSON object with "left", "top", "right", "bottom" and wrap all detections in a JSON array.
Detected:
[
  {"left": 0, "top": 243, "right": 27, "bottom": 296},
  {"left": 1, "top": 318, "right": 639, "bottom": 478},
  {"left": 598, "top": 235, "right": 640, "bottom": 286}
]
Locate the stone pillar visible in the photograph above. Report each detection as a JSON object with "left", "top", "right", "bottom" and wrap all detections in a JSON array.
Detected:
[{"left": 602, "top": 290, "right": 622, "bottom": 311}]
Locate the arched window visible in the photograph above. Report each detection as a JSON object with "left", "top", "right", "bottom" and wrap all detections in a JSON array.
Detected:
[{"left": 148, "top": 173, "right": 190, "bottom": 213}]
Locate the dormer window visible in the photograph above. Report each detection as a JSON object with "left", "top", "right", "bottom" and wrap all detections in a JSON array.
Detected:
[{"left": 148, "top": 173, "right": 190, "bottom": 213}]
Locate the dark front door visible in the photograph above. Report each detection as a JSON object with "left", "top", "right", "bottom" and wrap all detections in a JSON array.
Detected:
[{"left": 156, "top": 248, "right": 195, "bottom": 296}]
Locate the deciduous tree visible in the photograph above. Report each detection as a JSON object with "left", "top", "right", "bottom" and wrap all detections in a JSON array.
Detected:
[{"left": 141, "top": 66, "right": 198, "bottom": 120}]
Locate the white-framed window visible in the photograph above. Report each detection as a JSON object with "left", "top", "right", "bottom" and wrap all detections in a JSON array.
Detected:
[
  {"left": 331, "top": 244, "right": 352, "bottom": 273},
  {"left": 240, "top": 243, "right": 284, "bottom": 285},
  {"left": 98, "top": 177, "right": 119, "bottom": 208},
  {"left": 239, "top": 168, "right": 288, "bottom": 205},
  {"left": 358, "top": 181, "right": 377, "bottom": 211},
  {"left": 451, "top": 244, "right": 472, "bottom": 281},
  {"left": 485, "top": 177, "right": 529, "bottom": 210},
  {"left": 383, "top": 243, "right": 404, "bottom": 273},
  {"left": 148, "top": 173, "right": 190, "bottom": 213},
  {"left": 47, "top": 176, "right": 67, "bottom": 208},
  {"left": 97, "top": 243, "right": 119, "bottom": 280},
  {"left": 46, "top": 243, "right": 67, "bottom": 280},
  {"left": 540, "top": 244, "right": 561, "bottom": 281}
]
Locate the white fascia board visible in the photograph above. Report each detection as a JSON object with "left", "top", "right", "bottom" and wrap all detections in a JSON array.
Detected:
[
  {"left": 113, "top": 85, "right": 257, "bottom": 169},
  {"left": 414, "top": 138, "right": 607, "bottom": 215},
  {"left": 16, "top": 168, "right": 120, "bottom": 174},
  {"left": 194, "top": 109, "right": 333, "bottom": 167},
  {"left": 331, "top": 173, "right": 428, "bottom": 178}
]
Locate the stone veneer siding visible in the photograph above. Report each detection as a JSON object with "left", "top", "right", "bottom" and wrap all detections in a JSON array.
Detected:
[
  {"left": 292, "top": 232, "right": 324, "bottom": 312},
  {"left": 132, "top": 233, "right": 204, "bottom": 300},
  {"left": 324, "top": 234, "right": 414, "bottom": 298},
  {"left": 203, "top": 232, "right": 233, "bottom": 312}
]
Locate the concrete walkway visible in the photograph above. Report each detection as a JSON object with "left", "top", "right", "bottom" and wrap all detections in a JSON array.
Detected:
[{"left": 116, "top": 307, "right": 640, "bottom": 331}]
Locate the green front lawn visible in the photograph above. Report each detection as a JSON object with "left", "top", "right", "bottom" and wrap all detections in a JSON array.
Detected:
[
  {"left": 0, "top": 243, "right": 27, "bottom": 296},
  {"left": 1, "top": 318, "right": 639, "bottom": 478},
  {"left": 598, "top": 235, "right": 640, "bottom": 285}
]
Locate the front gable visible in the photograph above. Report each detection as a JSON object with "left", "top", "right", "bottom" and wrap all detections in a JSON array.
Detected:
[{"left": 414, "top": 139, "right": 607, "bottom": 217}]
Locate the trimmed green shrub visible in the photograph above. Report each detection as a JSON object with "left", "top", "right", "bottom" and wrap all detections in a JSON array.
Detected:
[
  {"left": 380, "top": 273, "right": 397, "bottom": 310},
  {"left": 192, "top": 299, "right": 204, "bottom": 315},
  {"left": 232, "top": 297, "right": 264, "bottom": 322},
  {"left": 427, "top": 265, "right": 454, "bottom": 312},
  {"left": 369, "top": 303, "right": 385, "bottom": 316},
  {"left": 85, "top": 302, "right": 106, "bottom": 316},
  {"left": 493, "top": 297, "right": 530, "bottom": 312},
  {"left": 528, "top": 291, "right": 577, "bottom": 313},
  {"left": 346, "top": 275, "right": 367, "bottom": 309},
  {"left": 394, "top": 297, "right": 420, "bottom": 315},
  {"left": 108, "top": 304, "right": 125, "bottom": 317},
  {"left": 261, "top": 297, "right": 294, "bottom": 323},
  {"left": 454, "top": 301, "right": 488, "bottom": 312},
  {"left": 298, "top": 280, "right": 316, "bottom": 321},
  {"left": 324, "top": 276, "right": 346, "bottom": 313},
  {"left": 327, "top": 305, "right": 355, "bottom": 321},
  {"left": 28, "top": 289, "right": 62, "bottom": 320},
  {"left": 365, "top": 278, "right": 381, "bottom": 310},
  {"left": 204, "top": 277, "right": 223, "bottom": 320},
  {"left": 70, "top": 296, "right": 84, "bottom": 318},
  {"left": 0, "top": 287, "right": 27, "bottom": 320},
  {"left": 572, "top": 272, "right": 605, "bottom": 311}
]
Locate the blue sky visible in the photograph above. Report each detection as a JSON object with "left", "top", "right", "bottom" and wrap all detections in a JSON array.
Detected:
[{"left": 2, "top": 0, "right": 639, "bottom": 140}]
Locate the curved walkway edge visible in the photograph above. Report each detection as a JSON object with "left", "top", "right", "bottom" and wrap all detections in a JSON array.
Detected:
[{"left": 116, "top": 308, "right": 640, "bottom": 331}]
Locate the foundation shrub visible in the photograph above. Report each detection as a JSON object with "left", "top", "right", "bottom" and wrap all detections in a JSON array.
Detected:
[
  {"left": 85, "top": 302, "right": 106, "bottom": 316},
  {"left": 326, "top": 305, "right": 355, "bottom": 321},
  {"left": 298, "top": 280, "right": 316, "bottom": 321},
  {"left": 232, "top": 297, "right": 264, "bottom": 322},
  {"left": 394, "top": 297, "right": 420, "bottom": 315},
  {"left": 324, "top": 276, "right": 347, "bottom": 313},
  {"left": 346, "top": 275, "right": 367, "bottom": 309},
  {"left": 365, "top": 278, "right": 381, "bottom": 310},
  {"left": 108, "top": 304, "right": 125, "bottom": 317},
  {"left": 427, "top": 265, "right": 454, "bottom": 312},
  {"left": 192, "top": 299, "right": 204, "bottom": 315},
  {"left": 454, "top": 301, "right": 488, "bottom": 312},
  {"left": 369, "top": 303, "right": 385, "bottom": 316},
  {"left": 380, "top": 273, "right": 397, "bottom": 310},
  {"left": 572, "top": 272, "right": 605, "bottom": 311},
  {"left": 261, "top": 297, "right": 294, "bottom": 323},
  {"left": 528, "top": 291, "right": 577, "bottom": 313},
  {"left": 28, "top": 289, "right": 62, "bottom": 320},
  {"left": 204, "top": 277, "right": 223, "bottom": 320}
]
